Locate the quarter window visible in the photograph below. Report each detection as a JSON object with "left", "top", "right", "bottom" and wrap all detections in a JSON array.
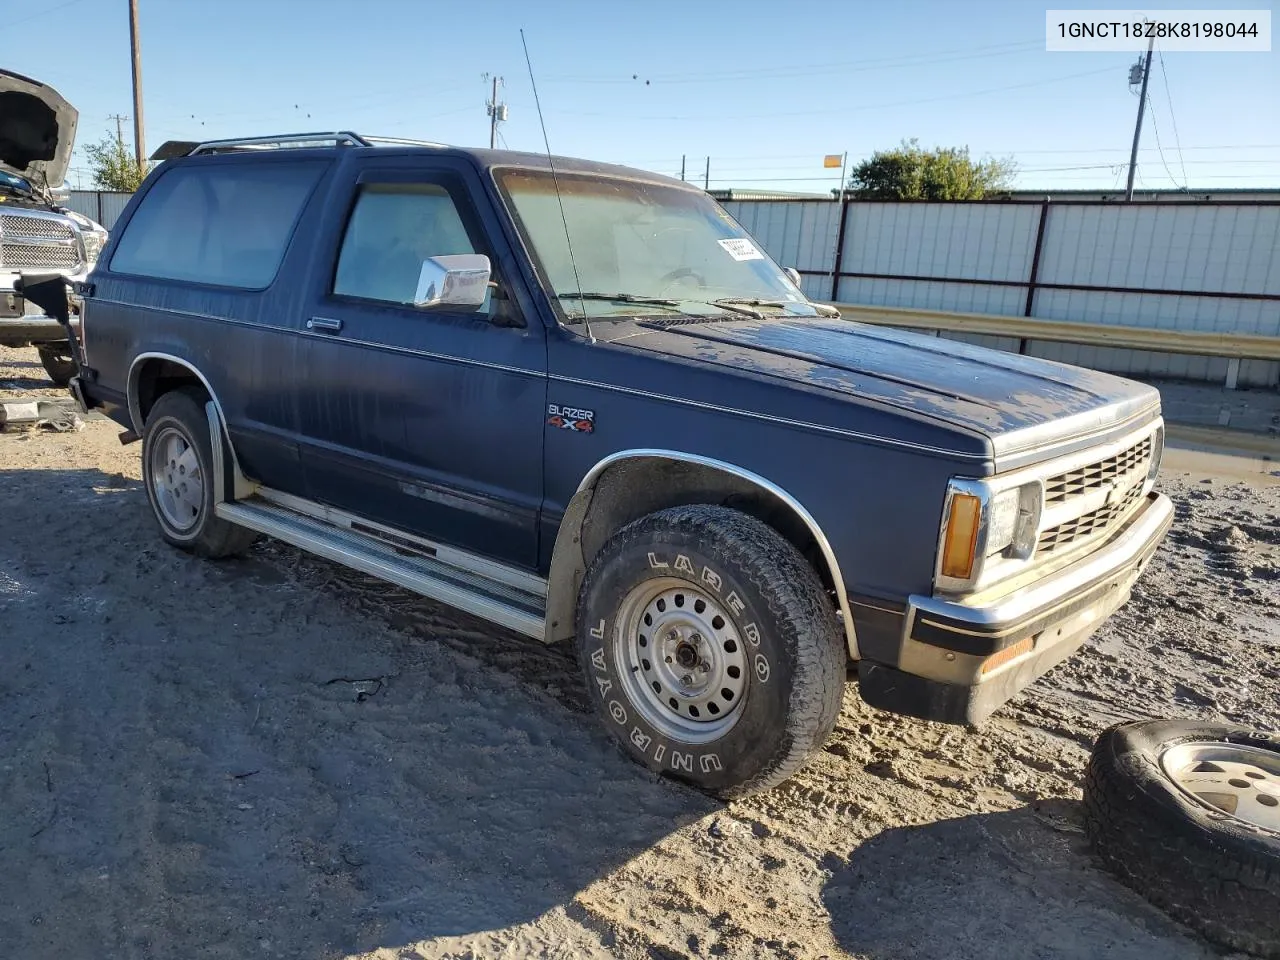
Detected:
[
  {"left": 332, "top": 183, "right": 486, "bottom": 309},
  {"left": 110, "top": 161, "right": 325, "bottom": 288}
]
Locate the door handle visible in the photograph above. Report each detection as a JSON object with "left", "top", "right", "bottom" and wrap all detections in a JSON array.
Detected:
[{"left": 306, "top": 316, "right": 343, "bottom": 333}]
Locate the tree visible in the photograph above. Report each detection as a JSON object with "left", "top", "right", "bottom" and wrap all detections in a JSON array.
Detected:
[
  {"left": 848, "top": 139, "right": 1016, "bottom": 200},
  {"left": 83, "top": 132, "right": 148, "bottom": 191}
]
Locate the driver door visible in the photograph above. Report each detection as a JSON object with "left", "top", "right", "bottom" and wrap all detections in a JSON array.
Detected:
[{"left": 293, "top": 156, "right": 547, "bottom": 569}]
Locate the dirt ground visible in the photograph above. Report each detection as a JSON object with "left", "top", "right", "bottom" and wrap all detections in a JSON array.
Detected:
[{"left": 2, "top": 341, "right": 1278, "bottom": 960}]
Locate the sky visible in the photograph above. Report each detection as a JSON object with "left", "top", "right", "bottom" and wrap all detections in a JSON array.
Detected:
[{"left": 6, "top": 0, "right": 1278, "bottom": 193}]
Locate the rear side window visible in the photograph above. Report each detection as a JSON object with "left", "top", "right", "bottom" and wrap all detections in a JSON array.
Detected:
[{"left": 109, "top": 160, "right": 325, "bottom": 288}]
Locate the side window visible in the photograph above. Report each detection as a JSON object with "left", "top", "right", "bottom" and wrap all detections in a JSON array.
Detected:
[
  {"left": 110, "top": 160, "right": 325, "bottom": 288},
  {"left": 332, "top": 183, "right": 486, "bottom": 309}
]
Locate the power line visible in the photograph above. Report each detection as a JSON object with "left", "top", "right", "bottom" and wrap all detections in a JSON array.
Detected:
[
  {"left": 6, "top": 0, "right": 91, "bottom": 29},
  {"left": 551, "top": 66, "right": 1118, "bottom": 122},
  {"left": 1145, "top": 95, "right": 1187, "bottom": 189},
  {"left": 543, "top": 39, "right": 1047, "bottom": 86},
  {"left": 1156, "top": 46, "right": 1191, "bottom": 189}
]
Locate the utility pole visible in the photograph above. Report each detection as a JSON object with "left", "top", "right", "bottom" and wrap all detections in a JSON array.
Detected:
[
  {"left": 680, "top": 155, "right": 686, "bottom": 181},
  {"left": 1125, "top": 32, "right": 1155, "bottom": 202},
  {"left": 128, "top": 0, "right": 146, "bottom": 170},
  {"left": 484, "top": 74, "right": 506, "bottom": 149},
  {"left": 703, "top": 156, "right": 710, "bottom": 191},
  {"left": 107, "top": 114, "right": 129, "bottom": 149}
]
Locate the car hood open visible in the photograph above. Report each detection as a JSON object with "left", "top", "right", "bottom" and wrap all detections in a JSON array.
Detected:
[
  {"left": 0, "top": 69, "right": 78, "bottom": 189},
  {"left": 630, "top": 315, "right": 1161, "bottom": 463}
]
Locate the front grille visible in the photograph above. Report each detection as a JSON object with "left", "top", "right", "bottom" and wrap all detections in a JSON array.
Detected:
[
  {"left": 0, "top": 213, "right": 75, "bottom": 242},
  {"left": 0, "top": 243, "right": 80, "bottom": 269},
  {"left": 0, "top": 212, "right": 82, "bottom": 272},
  {"left": 1043, "top": 436, "right": 1152, "bottom": 504},
  {"left": 1037, "top": 482, "right": 1145, "bottom": 554}
]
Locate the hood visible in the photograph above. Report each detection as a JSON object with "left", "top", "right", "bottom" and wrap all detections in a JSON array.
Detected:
[
  {"left": 0, "top": 69, "right": 78, "bottom": 189},
  {"left": 629, "top": 316, "right": 1161, "bottom": 463}
]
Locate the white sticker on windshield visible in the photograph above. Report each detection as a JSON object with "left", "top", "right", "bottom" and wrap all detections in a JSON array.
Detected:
[{"left": 717, "top": 237, "right": 764, "bottom": 262}]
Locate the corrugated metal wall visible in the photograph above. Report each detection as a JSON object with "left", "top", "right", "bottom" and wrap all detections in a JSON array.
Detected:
[
  {"left": 722, "top": 200, "right": 840, "bottom": 301},
  {"left": 726, "top": 198, "right": 1280, "bottom": 388},
  {"left": 63, "top": 191, "right": 133, "bottom": 230}
]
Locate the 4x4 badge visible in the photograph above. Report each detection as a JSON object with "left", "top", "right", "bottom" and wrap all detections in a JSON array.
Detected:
[{"left": 547, "top": 403, "right": 595, "bottom": 434}]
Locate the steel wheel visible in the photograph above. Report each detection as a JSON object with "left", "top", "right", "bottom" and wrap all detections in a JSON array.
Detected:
[
  {"left": 1162, "top": 741, "right": 1280, "bottom": 831},
  {"left": 148, "top": 425, "right": 204, "bottom": 532},
  {"left": 613, "top": 577, "right": 749, "bottom": 744}
]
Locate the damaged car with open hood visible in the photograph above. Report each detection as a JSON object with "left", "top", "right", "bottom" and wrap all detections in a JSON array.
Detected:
[{"left": 0, "top": 69, "right": 108, "bottom": 385}]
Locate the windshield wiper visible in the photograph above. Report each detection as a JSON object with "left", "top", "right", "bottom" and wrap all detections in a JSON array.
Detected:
[
  {"left": 565, "top": 292, "right": 683, "bottom": 307},
  {"left": 559, "top": 292, "right": 767, "bottom": 322},
  {"left": 712, "top": 297, "right": 841, "bottom": 319},
  {"left": 559, "top": 292, "right": 687, "bottom": 321}
]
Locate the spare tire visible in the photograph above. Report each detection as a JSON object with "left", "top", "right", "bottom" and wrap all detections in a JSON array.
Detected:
[{"left": 1084, "top": 720, "right": 1280, "bottom": 957}]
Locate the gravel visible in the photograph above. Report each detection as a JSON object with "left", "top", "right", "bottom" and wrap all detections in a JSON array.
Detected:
[{"left": 1, "top": 342, "right": 1276, "bottom": 960}]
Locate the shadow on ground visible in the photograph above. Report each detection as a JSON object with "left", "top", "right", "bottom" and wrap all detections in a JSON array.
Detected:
[
  {"left": 822, "top": 800, "right": 1212, "bottom": 960},
  {"left": 0, "top": 467, "right": 715, "bottom": 959}
]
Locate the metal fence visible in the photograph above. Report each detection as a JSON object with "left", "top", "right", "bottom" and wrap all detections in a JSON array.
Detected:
[
  {"left": 722, "top": 198, "right": 1280, "bottom": 389},
  {"left": 63, "top": 191, "right": 133, "bottom": 230}
]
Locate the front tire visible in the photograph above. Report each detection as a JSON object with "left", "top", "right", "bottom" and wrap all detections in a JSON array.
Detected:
[
  {"left": 141, "top": 388, "right": 257, "bottom": 558},
  {"left": 576, "top": 505, "right": 845, "bottom": 798}
]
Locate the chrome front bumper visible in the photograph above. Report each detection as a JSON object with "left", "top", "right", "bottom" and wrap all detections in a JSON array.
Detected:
[{"left": 858, "top": 491, "right": 1174, "bottom": 725}]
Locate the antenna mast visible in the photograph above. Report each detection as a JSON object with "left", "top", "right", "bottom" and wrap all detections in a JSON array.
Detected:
[{"left": 520, "top": 29, "right": 593, "bottom": 344}]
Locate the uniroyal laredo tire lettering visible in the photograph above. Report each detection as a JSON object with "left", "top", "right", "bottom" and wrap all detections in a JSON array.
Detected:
[
  {"left": 578, "top": 505, "right": 845, "bottom": 798},
  {"left": 645, "top": 551, "right": 771, "bottom": 679},
  {"left": 589, "top": 638, "right": 723, "bottom": 773}
]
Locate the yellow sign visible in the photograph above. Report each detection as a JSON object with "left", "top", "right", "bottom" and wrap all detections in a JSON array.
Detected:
[{"left": 823, "top": 154, "right": 843, "bottom": 168}]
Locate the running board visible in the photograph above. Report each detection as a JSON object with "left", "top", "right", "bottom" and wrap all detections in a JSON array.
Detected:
[{"left": 215, "top": 497, "right": 546, "bottom": 639}]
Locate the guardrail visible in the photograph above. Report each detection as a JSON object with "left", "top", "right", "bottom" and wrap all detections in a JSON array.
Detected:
[{"left": 827, "top": 302, "right": 1280, "bottom": 389}]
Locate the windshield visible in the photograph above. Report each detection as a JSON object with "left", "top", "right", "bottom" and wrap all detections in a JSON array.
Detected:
[
  {"left": 498, "top": 170, "right": 817, "bottom": 321},
  {"left": 0, "top": 169, "right": 34, "bottom": 199}
]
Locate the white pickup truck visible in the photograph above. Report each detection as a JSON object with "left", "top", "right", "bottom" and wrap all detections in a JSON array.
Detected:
[{"left": 0, "top": 69, "right": 108, "bottom": 384}]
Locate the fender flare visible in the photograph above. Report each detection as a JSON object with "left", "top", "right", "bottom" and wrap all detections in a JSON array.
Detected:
[
  {"left": 544, "top": 449, "right": 859, "bottom": 660},
  {"left": 127, "top": 351, "right": 255, "bottom": 499}
]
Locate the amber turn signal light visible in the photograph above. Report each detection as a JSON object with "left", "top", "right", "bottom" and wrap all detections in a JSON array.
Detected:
[{"left": 941, "top": 493, "right": 982, "bottom": 579}]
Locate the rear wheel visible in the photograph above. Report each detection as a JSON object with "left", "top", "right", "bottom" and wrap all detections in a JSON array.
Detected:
[
  {"left": 577, "top": 504, "right": 845, "bottom": 798},
  {"left": 141, "top": 388, "right": 258, "bottom": 558},
  {"left": 37, "top": 346, "right": 77, "bottom": 387}
]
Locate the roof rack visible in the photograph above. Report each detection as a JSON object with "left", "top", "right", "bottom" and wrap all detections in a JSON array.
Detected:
[
  {"left": 187, "top": 131, "right": 372, "bottom": 155},
  {"left": 361, "top": 135, "right": 448, "bottom": 148}
]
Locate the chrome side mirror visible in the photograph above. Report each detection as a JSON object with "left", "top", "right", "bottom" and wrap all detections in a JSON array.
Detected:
[
  {"left": 784, "top": 267, "right": 802, "bottom": 288},
  {"left": 413, "top": 254, "right": 492, "bottom": 308}
]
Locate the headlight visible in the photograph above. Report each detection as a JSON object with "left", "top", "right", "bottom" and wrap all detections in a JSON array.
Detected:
[
  {"left": 987, "top": 484, "right": 1041, "bottom": 560},
  {"left": 939, "top": 479, "right": 1043, "bottom": 590},
  {"left": 82, "top": 230, "right": 107, "bottom": 264}
]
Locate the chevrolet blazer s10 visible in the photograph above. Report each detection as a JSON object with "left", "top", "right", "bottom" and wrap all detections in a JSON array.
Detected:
[{"left": 68, "top": 132, "right": 1173, "bottom": 796}]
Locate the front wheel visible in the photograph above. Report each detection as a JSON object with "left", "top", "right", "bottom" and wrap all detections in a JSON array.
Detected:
[{"left": 576, "top": 505, "right": 845, "bottom": 798}]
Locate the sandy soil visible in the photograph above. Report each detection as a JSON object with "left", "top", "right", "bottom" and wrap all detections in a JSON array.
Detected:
[{"left": 2, "top": 341, "right": 1277, "bottom": 960}]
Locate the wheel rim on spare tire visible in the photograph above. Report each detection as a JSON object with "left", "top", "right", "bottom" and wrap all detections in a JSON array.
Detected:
[
  {"left": 1161, "top": 742, "right": 1280, "bottom": 831},
  {"left": 149, "top": 426, "right": 204, "bottom": 532},
  {"left": 614, "top": 577, "right": 749, "bottom": 743}
]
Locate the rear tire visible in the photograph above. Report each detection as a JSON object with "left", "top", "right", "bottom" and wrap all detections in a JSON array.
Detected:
[
  {"left": 576, "top": 504, "right": 845, "bottom": 798},
  {"left": 141, "top": 388, "right": 258, "bottom": 558},
  {"left": 37, "top": 346, "right": 76, "bottom": 387}
]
